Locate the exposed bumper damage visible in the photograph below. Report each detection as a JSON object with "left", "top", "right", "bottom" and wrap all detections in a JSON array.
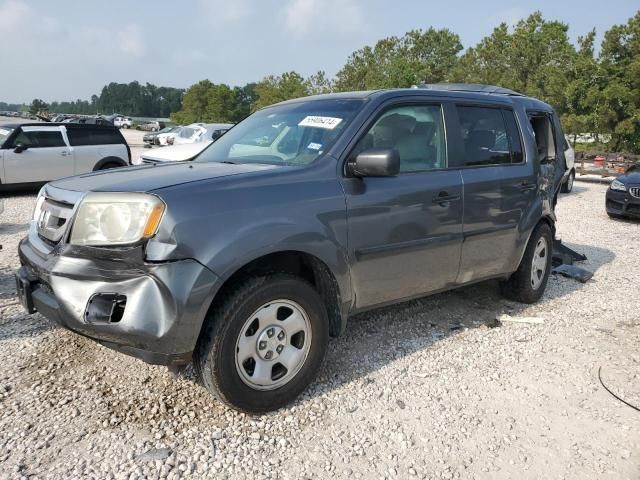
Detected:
[{"left": 17, "top": 237, "right": 220, "bottom": 365}]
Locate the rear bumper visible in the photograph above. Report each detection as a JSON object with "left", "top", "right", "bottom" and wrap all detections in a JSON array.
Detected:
[
  {"left": 17, "top": 237, "right": 220, "bottom": 365},
  {"left": 605, "top": 188, "right": 640, "bottom": 218}
]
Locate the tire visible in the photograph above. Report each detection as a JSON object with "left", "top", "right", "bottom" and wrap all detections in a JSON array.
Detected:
[
  {"left": 500, "top": 223, "right": 553, "bottom": 304},
  {"left": 98, "top": 162, "right": 122, "bottom": 170},
  {"left": 561, "top": 170, "right": 575, "bottom": 193},
  {"left": 123, "top": 124, "right": 129, "bottom": 129},
  {"left": 195, "top": 274, "right": 329, "bottom": 413}
]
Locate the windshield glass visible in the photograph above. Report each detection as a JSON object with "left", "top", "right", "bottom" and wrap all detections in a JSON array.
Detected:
[
  {"left": 195, "top": 99, "right": 364, "bottom": 166},
  {"left": 0, "top": 127, "right": 14, "bottom": 146}
]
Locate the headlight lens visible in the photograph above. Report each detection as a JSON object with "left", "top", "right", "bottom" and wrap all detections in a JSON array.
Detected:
[
  {"left": 610, "top": 179, "right": 627, "bottom": 191},
  {"left": 70, "top": 192, "right": 165, "bottom": 246}
]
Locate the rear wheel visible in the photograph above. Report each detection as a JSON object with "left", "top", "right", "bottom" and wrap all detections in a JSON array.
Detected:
[
  {"left": 561, "top": 170, "right": 575, "bottom": 193},
  {"left": 98, "top": 162, "right": 122, "bottom": 170},
  {"left": 500, "top": 223, "right": 553, "bottom": 304},
  {"left": 195, "top": 274, "right": 329, "bottom": 413}
]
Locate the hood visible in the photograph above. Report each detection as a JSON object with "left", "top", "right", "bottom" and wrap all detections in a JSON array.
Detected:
[
  {"left": 139, "top": 142, "right": 211, "bottom": 163},
  {"left": 50, "top": 162, "right": 278, "bottom": 193},
  {"left": 618, "top": 168, "right": 640, "bottom": 184}
]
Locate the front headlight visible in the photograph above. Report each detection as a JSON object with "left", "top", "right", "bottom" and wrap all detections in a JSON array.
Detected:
[
  {"left": 610, "top": 179, "right": 627, "bottom": 192},
  {"left": 70, "top": 192, "right": 165, "bottom": 246}
]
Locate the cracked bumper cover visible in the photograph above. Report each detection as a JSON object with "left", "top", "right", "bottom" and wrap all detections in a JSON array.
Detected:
[{"left": 17, "top": 237, "right": 220, "bottom": 365}]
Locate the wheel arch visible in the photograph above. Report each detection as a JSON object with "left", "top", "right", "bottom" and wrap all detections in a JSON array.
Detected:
[
  {"left": 197, "top": 250, "right": 348, "bottom": 351},
  {"left": 93, "top": 156, "right": 127, "bottom": 171}
]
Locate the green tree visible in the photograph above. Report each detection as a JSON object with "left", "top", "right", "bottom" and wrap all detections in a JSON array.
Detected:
[
  {"left": 335, "top": 28, "right": 462, "bottom": 91},
  {"left": 305, "top": 70, "right": 334, "bottom": 95},
  {"left": 253, "top": 71, "right": 308, "bottom": 110},
  {"left": 597, "top": 11, "right": 640, "bottom": 152},
  {"left": 562, "top": 30, "right": 604, "bottom": 145},
  {"left": 29, "top": 98, "right": 49, "bottom": 114},
  {"left": 454, "top": 12, "right": 576, "bottom": 114},
  {"left": 171, "top": 80, "right": 214, "bottom": 124}
]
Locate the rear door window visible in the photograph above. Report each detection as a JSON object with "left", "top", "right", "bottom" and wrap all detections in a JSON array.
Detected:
[{"left": 456, "top": 106, "right": 512, "bottom": 166}]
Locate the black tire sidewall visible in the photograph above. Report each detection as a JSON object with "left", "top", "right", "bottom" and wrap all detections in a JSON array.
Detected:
[
  {"left": 502, "top": 223, "right": 553, "bottom": 303},
  {"left": 204, "top": 276, "right": 329, "bottom": 413}
]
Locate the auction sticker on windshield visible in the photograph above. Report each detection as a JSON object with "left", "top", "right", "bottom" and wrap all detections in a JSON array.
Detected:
[{"left": 298, "top": 116, "right": 342, "bottom": 130}]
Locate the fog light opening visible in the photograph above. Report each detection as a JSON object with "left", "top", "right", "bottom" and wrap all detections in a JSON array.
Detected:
[{"left": 85, "top": 293, "right": 127, "bottom": 324}]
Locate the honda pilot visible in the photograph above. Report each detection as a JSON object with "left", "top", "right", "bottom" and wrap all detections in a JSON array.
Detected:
[{"left": 16, "top": 85, "right": 567, "bottom": 413}]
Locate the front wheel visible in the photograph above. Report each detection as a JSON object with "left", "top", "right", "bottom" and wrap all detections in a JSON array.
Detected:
[
  {"left": 500, "top": 223, "right": 553, "bottom": 304},
  {"left": 561, "top": 170, "right": 575, "bottom": 193},
  {"left": 194, "top": 274, "right": 329, "bottom": 413}
]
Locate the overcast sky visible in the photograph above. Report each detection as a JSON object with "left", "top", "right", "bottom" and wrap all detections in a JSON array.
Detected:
[{"left": 1, "top": 0, "right": 637, "bottom": 103}]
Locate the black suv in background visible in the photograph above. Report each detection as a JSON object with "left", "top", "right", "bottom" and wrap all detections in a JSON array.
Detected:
[{"left": 16, "top": 84, "right": 567, "bottom": 412}]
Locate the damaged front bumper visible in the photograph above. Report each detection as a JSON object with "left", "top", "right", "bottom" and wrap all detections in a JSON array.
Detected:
[{"left": 17, "top": 236, "right": 220, "bottom": 366}]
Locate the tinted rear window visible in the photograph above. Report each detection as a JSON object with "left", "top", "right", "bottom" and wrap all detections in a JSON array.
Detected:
[
  {"left": 457, "top": 106, "right": 522, "bottom": 166},
  {"left": 67, "top": 127, "right": 123, "bottom": 146}
]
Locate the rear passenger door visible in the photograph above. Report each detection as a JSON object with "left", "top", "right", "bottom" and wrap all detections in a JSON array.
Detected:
[
  {"left": 3, "top": 126, "right": 74, "bottom": 183},
  {"left": 449, "top": 104, "right": 535, "bottom": 283},
  {"left": 66, "top": 127, "right": 126, "bottom": 173},
  {"left": 342, "top": 101, "right": 464, "bottom": 308}
]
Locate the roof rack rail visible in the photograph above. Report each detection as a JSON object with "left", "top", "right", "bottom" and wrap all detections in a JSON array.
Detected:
[{"left": 413, "top": 83, "right": 525, "bottom": 96}]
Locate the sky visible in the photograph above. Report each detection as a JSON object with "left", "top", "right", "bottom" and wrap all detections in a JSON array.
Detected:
[{"left": 1, "top": 0, "right": 638, "bottom": 103}]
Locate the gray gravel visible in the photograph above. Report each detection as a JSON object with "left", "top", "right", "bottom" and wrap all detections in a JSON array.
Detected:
[{"left": 1, "top": 182, "right": 639, "bottom": 480}]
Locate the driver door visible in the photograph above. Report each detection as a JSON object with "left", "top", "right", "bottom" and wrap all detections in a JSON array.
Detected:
[{"left": 4, "top": 127, "right": 74, "bottom": 184}]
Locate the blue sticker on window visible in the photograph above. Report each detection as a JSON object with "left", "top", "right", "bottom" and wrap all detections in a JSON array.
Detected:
[{"left": 307, "top": 142, "right": 322, "bottom": 151}]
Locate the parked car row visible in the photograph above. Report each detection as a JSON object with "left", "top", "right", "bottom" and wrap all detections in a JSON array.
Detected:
[{"left": 136, "top": 123, "right": 233, "bottom": 164}]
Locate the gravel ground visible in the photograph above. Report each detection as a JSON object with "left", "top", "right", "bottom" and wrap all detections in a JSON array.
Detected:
[{"left": 0, "top": 182, "right": 638, "bottom": 480}]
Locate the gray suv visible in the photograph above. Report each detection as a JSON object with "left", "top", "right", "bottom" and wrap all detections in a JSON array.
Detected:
[{"left": 16, "top": 85, "right": 567, "bottom": 412}]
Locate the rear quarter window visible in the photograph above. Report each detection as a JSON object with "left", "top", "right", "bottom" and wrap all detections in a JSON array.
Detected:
[{"left": 67, "top": 127, "right": 123, "bottom": 146}]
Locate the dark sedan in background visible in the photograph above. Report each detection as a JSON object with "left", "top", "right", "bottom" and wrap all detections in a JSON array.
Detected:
[{"left": 606, "top": 162, "right": 640, "bottom": 219}]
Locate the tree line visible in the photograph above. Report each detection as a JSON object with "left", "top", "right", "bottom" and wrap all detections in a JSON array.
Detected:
[
  {"left": 6, "top": 10, "right": 639, "bottom": 152},
  {"left": 11, "top": 82, "right": 185, "bottom": 118},
  {"left": 172, "top": 11, "right": 640, "bottom": 153}
]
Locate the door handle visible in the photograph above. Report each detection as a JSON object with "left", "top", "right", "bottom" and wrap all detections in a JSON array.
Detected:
[
  {"left": 432, "top": 191, "right": 460, "bottom": 206},
  {"left": 432, "top": 192, "right": 460, "bottom": 203},
  {"left": 61, "top": 151, "right": 71, "bottom": 156},
  {"left": 519, "top": 181, "right": 537, "bottom": 192}
]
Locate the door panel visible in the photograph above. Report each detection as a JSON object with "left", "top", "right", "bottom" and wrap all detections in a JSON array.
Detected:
[
  {"left": 344, "top": 170, "right": 463, "bottom": 308},
  {"left": 457, "top": 165, "right": 535, "bottom": 283},
  {"left": 4, "top": 146, "right": 74, "bottom": 183},
  {"left": 452, "top": 105, "right": 536, "bottom": 283},
  {"left": 3, "top": 128, "right": 74, "bottom": 184}
]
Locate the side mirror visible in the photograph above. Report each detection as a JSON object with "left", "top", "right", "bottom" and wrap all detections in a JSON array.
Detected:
[
  {"left": 13, "top": 143, "right": 28, "bottom": 154},
  {"left": 349, "top": 149, "right": 400, "bottom": 177}
]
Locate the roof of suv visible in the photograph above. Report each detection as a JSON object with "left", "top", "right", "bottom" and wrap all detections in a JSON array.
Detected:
[{"left": 272, "top": 84, "right": 554, "bottom": 112}]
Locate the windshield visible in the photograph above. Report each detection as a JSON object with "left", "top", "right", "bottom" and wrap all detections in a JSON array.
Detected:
[
  {"left": 195, "top": 99, "right": 364, "bottom": 166},
  {"left": 0, "top": 127, "right": 14, "bottom": 146}
]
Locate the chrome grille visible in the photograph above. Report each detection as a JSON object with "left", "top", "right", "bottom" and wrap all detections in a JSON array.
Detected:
[
  {"left": 629, "top": 186, "right": 640, "bottom": 199},
  {"left": 37, "top": 198, "right": 74, "bottom": 243}
]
